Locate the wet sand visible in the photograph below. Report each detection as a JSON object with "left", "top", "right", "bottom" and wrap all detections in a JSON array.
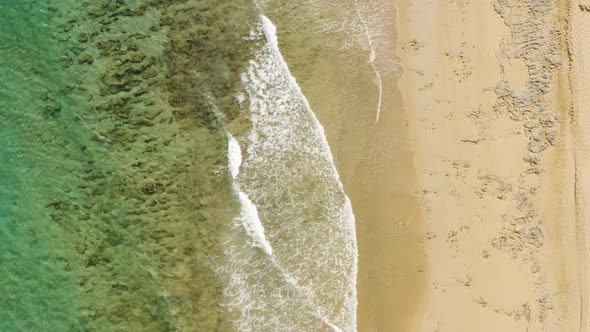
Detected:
[
  {"left": 256, "top": 2, "right": 428, "bottom": 330},
  {"left": 321, "top": 63, "right": 428, "bottom": 332},
  {"left": 277, "top": 3, "right": 430, "bottom": 331}
]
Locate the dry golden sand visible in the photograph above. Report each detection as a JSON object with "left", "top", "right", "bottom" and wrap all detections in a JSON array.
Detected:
[
  {"left": 391, "top": 0, "right": 585, "bottom": 330},
  {"left": 303, "top": 28, "right": 429, "bottom": 332},
  {"left": 568, "top": 0, "right": 590, "bottom": 329}
]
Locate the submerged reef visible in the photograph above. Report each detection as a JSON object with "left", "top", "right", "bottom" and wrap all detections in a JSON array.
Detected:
[{"left": 1, "top": 0, "right": 259, "bottom": 330}]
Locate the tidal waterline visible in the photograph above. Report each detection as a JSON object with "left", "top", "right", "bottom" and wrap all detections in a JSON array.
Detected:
[
  {"left": 257, "top": 0, "right": 428, "bottom": 330},
  {"left": 2, "top": 0, "right": 361, "bottom": 331},
  {"left": 216, "top": 16, "right": 358, "bottom": 331}
]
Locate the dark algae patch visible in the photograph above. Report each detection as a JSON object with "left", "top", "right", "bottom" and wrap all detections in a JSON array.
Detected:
[{"left": 0, "top": 0, "right": 258, "bottom": 330}]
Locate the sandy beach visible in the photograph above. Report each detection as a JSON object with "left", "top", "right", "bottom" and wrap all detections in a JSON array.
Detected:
[
  {"left": 388, "top": 0, "right": 586, "bottom": 330},
  {"left": 568, "top": 0, "right": 590, "bottom": 329}
]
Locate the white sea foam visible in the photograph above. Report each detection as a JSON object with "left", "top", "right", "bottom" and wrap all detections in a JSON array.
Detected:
[
  {"left": 218, "top": 14, "right": 359, "bottom": 332},
  {"left": 226, "top": 134, "right": 273, "bottom": 256},
  {"left": 236, "top": 191, "right": 273, "bottom": 256},
  {"left": 352, "top": 0, "right": 383, "bottom": 123},
  {"left": 227, "top": 134, "right": 242, "bottom": 179},
  {"left": 235, "top": 92, "right": 246, "bottom": 106}
]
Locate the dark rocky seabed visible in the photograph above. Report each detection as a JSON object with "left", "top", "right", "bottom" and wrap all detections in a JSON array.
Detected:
[{"left": 0, "top": 0, "right": 258, "bottom": 330}]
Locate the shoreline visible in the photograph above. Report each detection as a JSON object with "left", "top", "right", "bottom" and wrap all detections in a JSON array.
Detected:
[
  {"left": 296, "top": 3, "right": 429, "bottom": 331},
  {"left": 251, "top": 1, "right": 428, "bottom": 330}
]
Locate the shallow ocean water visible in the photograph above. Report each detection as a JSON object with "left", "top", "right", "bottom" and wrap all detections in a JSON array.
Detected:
[
  {"left": 0, "top": 1, "right": 85, "bottom": 329},
  {"left": 0, "top": 0, "right": 363, "bottom": 331},
  {"left": 0, "top": 0, "right": 254, "bottom": 330}
]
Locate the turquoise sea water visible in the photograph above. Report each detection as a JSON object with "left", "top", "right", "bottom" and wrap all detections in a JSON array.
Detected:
[
  {"left": 1, "top": 1, "right": 361, "bottom": 331},
  {"left": 0, "top": 1, "right": 84, "bottom": 329},
  {"left": 0, "top": 0, "right": 257, "bottom": 330}
]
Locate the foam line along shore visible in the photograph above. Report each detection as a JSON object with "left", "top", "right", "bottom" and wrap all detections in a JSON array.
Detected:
[
  {"left": 218, "top": 15, "right": 358, "bottom": 331},
  {"left": 254, "top": 1, "right": 426, "bottom": 331}
]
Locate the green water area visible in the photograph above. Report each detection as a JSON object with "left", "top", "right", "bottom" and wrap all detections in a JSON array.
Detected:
[{"left": 0, "top": 0, "right": 258, "bottom": 330}]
